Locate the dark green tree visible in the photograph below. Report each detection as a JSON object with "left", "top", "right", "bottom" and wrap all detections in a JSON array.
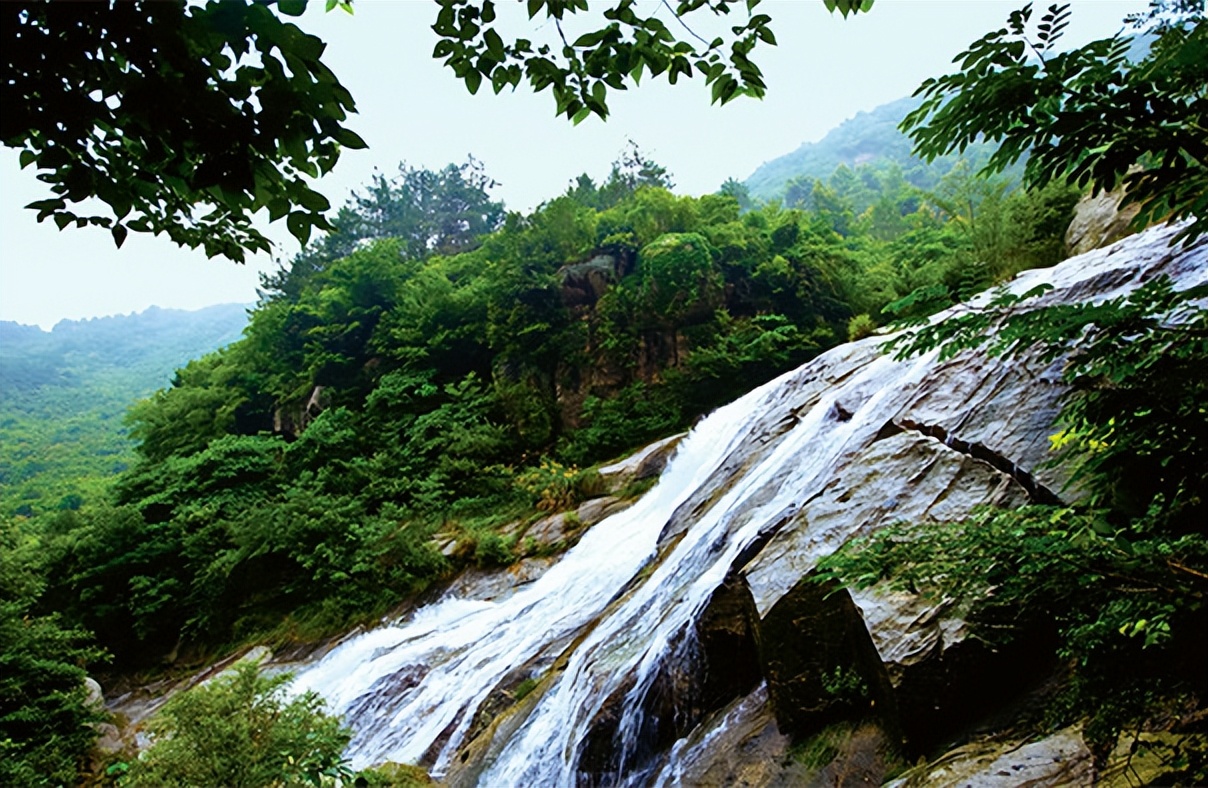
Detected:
[
  {"left": 2, "top": 0, "right": 365, "bottom": 261},
  {"left": 262, "top": 159, "right": 505, "bottom": 303},
  {"left": 124, "top": 660, "right": 351, "bottom": 788},
  {"left": 0, "top": 522, "right": 107, "bottom": 787}
]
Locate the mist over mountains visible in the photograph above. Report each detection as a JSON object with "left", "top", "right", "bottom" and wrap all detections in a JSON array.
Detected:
[{"left": 0, "top": 303, "right": 249, "bottom": 517}]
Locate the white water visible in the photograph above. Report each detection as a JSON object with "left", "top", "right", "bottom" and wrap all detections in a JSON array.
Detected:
[
  {"left": 291, "top": 225, "right": 1204, "bottom": 785},
  {"left": 291, "top": 373, "right": 777, "bottom": 773}
]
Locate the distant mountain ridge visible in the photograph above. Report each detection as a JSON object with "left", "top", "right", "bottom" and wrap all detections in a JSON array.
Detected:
[
  {"left": 743, "top": 95, "right": 1008, "bottom": 201},
  {"left": 1, "top": 304, "right": 249, "bottom": 392},
  {"left": 0, "top": 303, "right": 249, "bottom": 516}
]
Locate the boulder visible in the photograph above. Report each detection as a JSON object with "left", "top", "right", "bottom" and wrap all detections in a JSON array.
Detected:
[
  {"left": 886, "top": 725, "right": 1093, "bottom": 787},
  {"left": 558, "top": 254, "right": 625, "bottom": 308},
  {"left": 438, "top": 557, "right": 559, "bottom": 603},
  {"left": 752, "top": 576, "right": 895, "bottom": 738},
  {"left": 1065, "top": 186, "right": 1143, "bottom": 257},
  {"left": 520, "top": 495, "right": 635, "bottom": 554},
  {"left": 597, "top": 433, "right": 686, "bottom": 494}
]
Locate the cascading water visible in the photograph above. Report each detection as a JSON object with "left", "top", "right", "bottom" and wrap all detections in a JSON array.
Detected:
[
  {"left": 291, "top": 224, "right": 1205, "bottom": 786},
  {"left": 291, "top": 371, "right": 779, "bottom": 774}
]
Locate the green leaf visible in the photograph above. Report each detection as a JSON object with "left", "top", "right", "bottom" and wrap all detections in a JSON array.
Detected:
[
  {"left": 287, "top": 211, "right": 312, "bottom": 246},
  {"left": 277, "top": 0, "right": 307, "bottom": 17},
  {"left": 464, "top": 69, "right": 482, "bottom": 94}
]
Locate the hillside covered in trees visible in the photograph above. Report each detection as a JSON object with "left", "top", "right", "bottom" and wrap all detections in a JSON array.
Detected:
[
  {"left": 740, "top": 97, "right": 1017, "bottom": 207},
  {"left": 0, "top": 305, "right": 248, "bottom": 519},
  {"left": 3, "top": 150, "right": 1080, "bottom": 679}
]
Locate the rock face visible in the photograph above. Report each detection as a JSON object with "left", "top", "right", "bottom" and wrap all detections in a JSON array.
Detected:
[
  {"left": 1065, "top": 186, "right": 1144, "bottom": 256},
  {"left": 887, "top": 725, "right": 1094, "bottom": 787},
  {"left": 288, "top": 224, "right": 1206, "bottom": 786}
]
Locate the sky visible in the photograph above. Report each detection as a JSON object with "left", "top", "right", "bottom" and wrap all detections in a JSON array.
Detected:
[{"left": 0, "top": 0, "right": 1143, "bottom": 330}]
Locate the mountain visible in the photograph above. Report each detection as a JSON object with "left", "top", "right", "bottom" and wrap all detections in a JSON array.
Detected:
[
  {"left": 743, "top": 96, "right": 1013, "bottom": 203},
  {"left": 0, "top": 303, "right": 249, "bottom": 516}
]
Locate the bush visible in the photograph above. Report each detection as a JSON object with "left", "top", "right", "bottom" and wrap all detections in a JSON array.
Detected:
[
  {"left": 846, "top": 313, "right": 877, "bottom": 342},
  {"left": 0, "top": 523, "right": 107, "bottom": 787},
  {"left": 515, "top": 460, "right": 598, "bottom": 512},
  {"left": 124, "top": 660, "right": 351, "bottom": 787},
  {"left": 472, "top": 531, "right": 516, "bottom": 568}
]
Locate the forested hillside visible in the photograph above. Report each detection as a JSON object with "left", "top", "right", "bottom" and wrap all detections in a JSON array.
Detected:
[
  {"left": 7, "top": 152, "right": 1078, "bottom": 670},
  {"left": 0, "top": 305, "right": 248, "bottom": 518},
  {"left": 741, "top": 96, "right": 1020, "bottom": 208}
]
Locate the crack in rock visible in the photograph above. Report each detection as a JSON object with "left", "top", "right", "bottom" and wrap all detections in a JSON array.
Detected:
[{"left": 879, "top": 418, "right": 1062, "bottom": 506}]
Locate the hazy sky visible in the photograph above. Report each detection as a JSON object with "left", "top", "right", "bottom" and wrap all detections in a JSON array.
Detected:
[{"left": 0, "top": 0, "right": 1142, "bottom": 329}]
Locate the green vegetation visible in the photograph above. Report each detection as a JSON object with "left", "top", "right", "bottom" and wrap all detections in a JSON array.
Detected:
[
  {"left": 820, "top": 277, "right": 1208, "bottom": 771},
  {"left": 430, "top": 0, "right": 873, "bottom": 122},
  {"left": 0, "top": 522, "right": 107, "bottom": 787},
  {"left": 0, "top": 305, "right": 248, "bottom": 520},
  {"left": 121, "top": 660, "right": 351, "bottom": 787}
]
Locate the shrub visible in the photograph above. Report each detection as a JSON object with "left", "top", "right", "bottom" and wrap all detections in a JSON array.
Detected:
[
  {"left": 846, "top": 313, "right": 877, "bottom": 342},
  {"left": 124, "top": 660, "right": 351, "bottom": 787}
]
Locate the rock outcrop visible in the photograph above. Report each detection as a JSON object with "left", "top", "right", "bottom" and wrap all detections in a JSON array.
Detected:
[{"left": 1065, "top": 185, "right": 1144, "bottom": 256}]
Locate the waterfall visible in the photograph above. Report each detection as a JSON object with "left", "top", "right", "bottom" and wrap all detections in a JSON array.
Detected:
[
  {"left": 290, "top": 369, "right": 781, "bottom": 774},
  {"left": 290, "top": 224, "right": 1204, "bottom": 786}
]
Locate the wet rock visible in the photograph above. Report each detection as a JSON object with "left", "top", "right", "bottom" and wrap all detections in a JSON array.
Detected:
[
  {"left": 697, "top": 578, "right": 763, "bottom": 713},
  {"left": 439, "top": 556, "right": 560, "bottom": 603},
  {"left": 753, "top": 576, "right": 895, "bottom": 738},
  {"left": 517, "top": 495, "right": 635, "bottom": 555},
  {"left": 647, "top": 685, "right": 806, "bottom": 787},
  {"left": 575, "top": 579, "right": 765, "bottom": 785},
  {"left": 887, "top": 725, "right": 1093, "bottom": 787},
  {"left": 597, "top": 433, "right": 686, "bottom": 493},
  {"left": 576, "top": 495, "right": 633, "bottom": 527},
  {"left": 853, "top": 584, "right": 1060, "bottom": 753}
]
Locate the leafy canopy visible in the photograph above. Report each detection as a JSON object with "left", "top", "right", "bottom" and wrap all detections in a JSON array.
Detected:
[
  {"left": 2, "top": 0, "right": 365, "bottom": 261},
  {"left": 903, "top": 1, "right": 1208, "bottom": 241},
  {"left": 432, "top": 0, "right": 874, "bottom": 124}
]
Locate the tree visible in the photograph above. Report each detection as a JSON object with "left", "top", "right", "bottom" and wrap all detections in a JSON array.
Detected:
[
  {"left": 283, "top": 158, "right": 505, "bottom": 272},
  {"left": 124, "top": 660, "right": 352, "bottom": 787},
  {"left": 2, "top": 0, "right": 365, "bottom": 262},
  {"left": 902, "top": 1, "right": 1208, "bottom": 241},
  {"left": 0, "top": 522, "right": 107, "bottom": 787},
  {"left": 3, "top": 0, "right": 873, "bottom": 261}
]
